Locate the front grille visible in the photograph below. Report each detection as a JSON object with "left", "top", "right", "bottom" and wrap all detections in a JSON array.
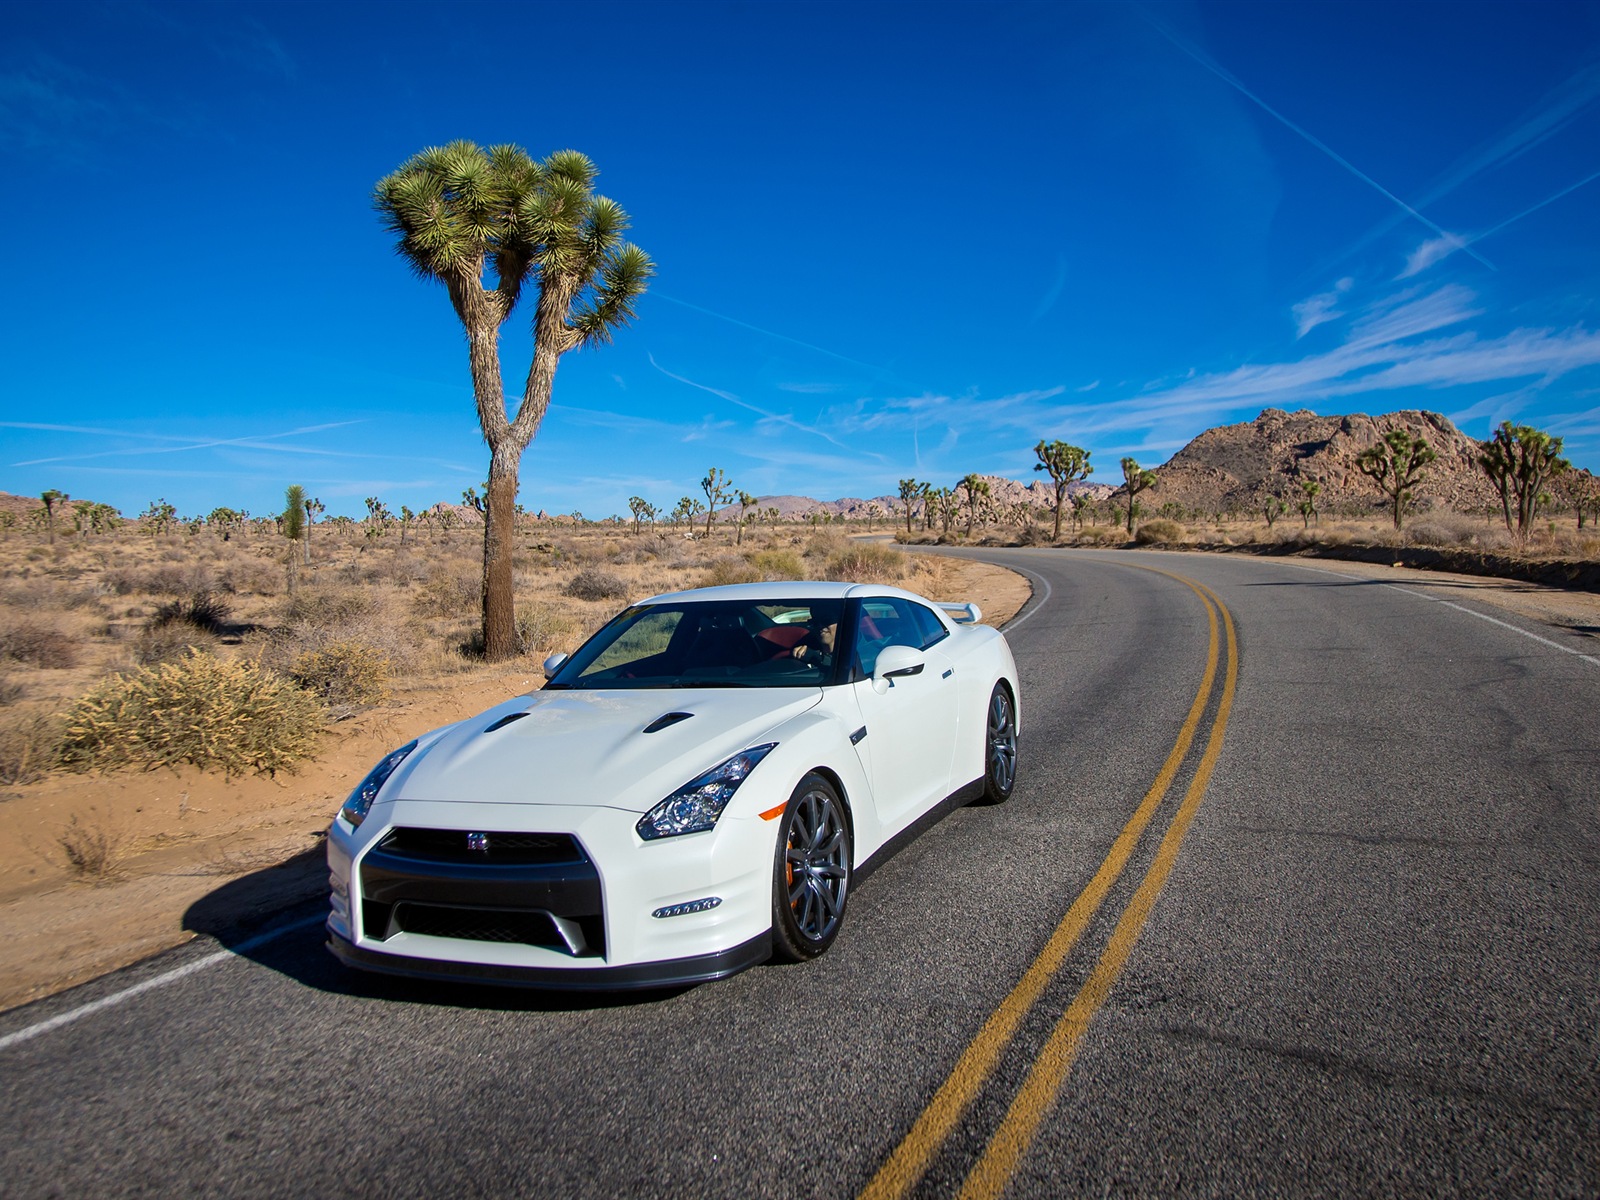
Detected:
[{"left": 379, "top": 827, "right": 586, "bottom": 865}]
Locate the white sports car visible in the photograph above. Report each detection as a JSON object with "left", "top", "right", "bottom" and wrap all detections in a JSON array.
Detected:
[{"left": 326, "top": 581, "right": 1020, "bottom": 989}]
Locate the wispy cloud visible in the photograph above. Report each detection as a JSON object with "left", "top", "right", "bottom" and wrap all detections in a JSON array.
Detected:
[
  {"left": 1292, "top": 277, "right": 1354, "bottom": 337},
  {"left": 651, "top": 292, "right": 896, "bottom": 377}
]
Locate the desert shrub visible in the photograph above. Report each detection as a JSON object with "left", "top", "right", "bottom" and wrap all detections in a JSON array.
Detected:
[
  {"left": 700, "top": 556, "right": 763, "bottom": 587},
  {"left": 826, "top": 543, "right": 904, "bottom": 583},
  {"left": 148, "top": 590, "right": 232, "bottom": 635},
  {"left": 0, "top": 621, "right": 79, "bottom": 668},
  {"left": 565, "top": 568, "right": 630, "bottom": 601},
  {"left": 59, "top": 652, "right": 324, "bottom": 778},
  {"left": 0, "top": 674, "right": 24, "bottom": 705},
  {"left": 217, "top": 554, "right": 282, "bottom": 595},
  {"left": 802, "top": 530, "right": 850, "bottom": 563},
  {"left": 0, "top": 579, "right": 104, "bottom": 611},
  {"left": 517, "top": 601, "right": 577, "bottom": 652},
  {"left": 0, "top": 708, "right": 60, "bottom": 784},
  {"left": 1134, "top": 520, "right": 1187, "bottom": 545},
  {"left": 290, "top": 640, "right": 393, "bottom": 708},
  {"left": 413, "top": 572, "right": 480, "bottom": 618},
  {"left": 58, "top": 811, "right": 129, "bottom": 883},
  {"left": 282, "top": 586, "right": 382, "bottom": 628},
  {"left": 136, "top": 562, "right": 217, "bottom": 596},
  {"left": 134, "top": 622, "right": 220, "bottom": 666},
  {"left": 749, "top": 549, "right": 805, "bottom": 580}
]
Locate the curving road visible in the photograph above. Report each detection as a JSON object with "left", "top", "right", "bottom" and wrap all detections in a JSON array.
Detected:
[{"left": 2, "top": 550, "right": 1596, "bottom": 1198}]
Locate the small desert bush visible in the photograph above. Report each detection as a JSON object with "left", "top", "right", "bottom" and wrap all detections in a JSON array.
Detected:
[
  {"left": 58, "top": 811, "right": 129, "bottom": 883},
  {"left": 414, "top": 572, "right": 480, "bottom": 618},
  {"left": 1134, "top": 519, "right": 1187, "bottom": 545},
  {"left": 134, "top": 622, "right": 219, "bottom": 666},
  {"left": 59, "top": 652, "right": 324, "bottom": 778},
  {"left": 217, "top": 554, "right": 283, "bottom": 595},
  {"left": 289, "top": 640, "right": 393, "bottom": 708},
  {"left": 700, "top": 556, "right": 763, "bottom": 587},
  {"left": 802, "top": 530, "right": 850, "bottom": 563},
  {"left": 0, "top": 708, "right": 61, "bottom": 784},
  {"left": 517, "top": 601, "right": 578, "bottom": 652},
  {"left": 282, "top": 585, "right": 382, "bottom": 628},
  {"left": 565, "top": 568, "right": 630, "bottom": 602},
  {"left": 135, "top": 562, "right": 217, "bottom": 596},
  {"left": 749, "top": 548, "right": 805, "bottom": 580},
  {"left": 0, "top": 673, "right": 25, "bottom": 706},
  {"left": 148, "top": 590, "right": 232, "bottom": 635},
  {"left": 0, "top": 621, "right": 79, "bottom": 669},
  {"left": 826, "top": 543, "right": 904, "bottom": 583}
]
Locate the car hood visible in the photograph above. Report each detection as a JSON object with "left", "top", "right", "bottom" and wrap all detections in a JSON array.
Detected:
[{"left": 389, "top": 687, "right": 824, "bottom": 814}]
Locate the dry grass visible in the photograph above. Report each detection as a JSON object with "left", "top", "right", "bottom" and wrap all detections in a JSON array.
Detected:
[
  {"left": 0, "top": 621, "right": 79, "bottom": 669},
  {"left": 0, "top": 707, "right": 61, "bottom": 784}
]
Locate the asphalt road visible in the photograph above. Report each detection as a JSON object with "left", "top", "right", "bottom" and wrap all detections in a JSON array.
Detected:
[{"left": 2, "top": 550, "right": 1596, "bottom": 1199}]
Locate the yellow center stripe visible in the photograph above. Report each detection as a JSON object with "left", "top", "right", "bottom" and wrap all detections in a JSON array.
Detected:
[
  {"left": 956, "top": 581, "right": 1239, "bottom": 1198},
  {"left": 858, "top": 570, "right": 1223, "bottom": 1200}
]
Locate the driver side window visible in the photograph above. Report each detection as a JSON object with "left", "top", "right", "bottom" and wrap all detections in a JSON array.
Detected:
[{"left": 852, "top": 599, "right": 924, "bottom": 677}]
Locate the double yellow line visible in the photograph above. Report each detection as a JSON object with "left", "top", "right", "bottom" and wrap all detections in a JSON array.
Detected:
[{"left": 860, "top": 567, "right": 1239, "bottom": 1200}]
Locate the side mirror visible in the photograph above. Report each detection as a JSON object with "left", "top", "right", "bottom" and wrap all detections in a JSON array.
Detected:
[
  {"left": 872, "top": 644, "right": 925, "bottom": 694},
  {"left": 542, "top": 652, "right": 569, "bottom": 677}
]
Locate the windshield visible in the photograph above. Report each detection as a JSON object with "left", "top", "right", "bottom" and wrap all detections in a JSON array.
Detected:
[{"left": 546, "top": 598, "right": 848, "bottom": 690}]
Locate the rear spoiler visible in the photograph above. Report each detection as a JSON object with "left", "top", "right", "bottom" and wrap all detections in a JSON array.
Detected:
[{"left": 937, "top": 601, "right": 983, "bottom": 625}]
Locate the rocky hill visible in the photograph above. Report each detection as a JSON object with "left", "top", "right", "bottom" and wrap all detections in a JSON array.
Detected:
[{"left": 1146, "top": 408, "right": 1499, "bottom": 513}]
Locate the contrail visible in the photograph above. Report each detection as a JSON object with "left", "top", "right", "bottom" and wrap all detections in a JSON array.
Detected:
[
  {"left": 646, "top": 353, "right": 863, "bottom": 455},
  {"left": 651, "top": 291, "right": 898, "bottom": 376},
  {"left": 1139, "top": 8, "right": 1496, "bottom": 270},
  {"left": 1478, "top": 165, "right": 1600, "bottom": 240}
]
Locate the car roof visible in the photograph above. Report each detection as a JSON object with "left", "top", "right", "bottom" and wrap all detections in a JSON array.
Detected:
[{"left": 636, "top": 581, "right": 935, "bottom": 606}]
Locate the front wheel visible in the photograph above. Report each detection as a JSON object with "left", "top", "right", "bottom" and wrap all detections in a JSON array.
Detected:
[
  {"left": 980, "top": 683, "right": 1018, "bottom": 804},
  {"left": 770, "top": 774, "right": 852, "bottom": 962}
]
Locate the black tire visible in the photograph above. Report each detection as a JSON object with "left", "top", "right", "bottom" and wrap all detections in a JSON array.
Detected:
[
  {"left": 979, "top": 683, "right": 1018, "bottom": 804},
  {"left": 770, "top": 773, "right": 852, "bottom": 962}
]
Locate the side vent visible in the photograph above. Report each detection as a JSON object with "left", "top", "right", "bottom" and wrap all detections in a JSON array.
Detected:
[
  {"left": 643, "top": 712, "right": 694, "bottom": 734},
  {"left": 483, "top": 712, "right": 530, "bottom": 733}
]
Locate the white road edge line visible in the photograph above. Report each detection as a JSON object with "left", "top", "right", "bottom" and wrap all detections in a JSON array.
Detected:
[
  {"left": 1273, "top": 560, "right": 1600, "bottom": 669},
  {"left": 1001, "top": 564, "right": 1053, "bottom": 632},
  {"left": 0, "top": 913, "right": 326, "bottom": 1054}
]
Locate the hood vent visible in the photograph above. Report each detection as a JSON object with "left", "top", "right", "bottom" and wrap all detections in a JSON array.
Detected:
[
  {"left": 643, "top": 711, "right": 694, "bottom": 734},
  {"left": 483, "top": 712, "right": 530, "bottom": 733}
]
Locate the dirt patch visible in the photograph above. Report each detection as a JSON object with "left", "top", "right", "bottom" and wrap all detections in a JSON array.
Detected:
[{"left": 0, "top": 553, "right": 1028, "bottom": 1013}]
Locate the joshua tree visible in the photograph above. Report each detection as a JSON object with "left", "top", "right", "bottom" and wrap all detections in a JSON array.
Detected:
[
  {"left": 956, "top": 474, "right": 990, "bottom": 539},
  {"left": 283, "top": 485, "right": 306, "bottom": 592},
  {"left": 1358, "top": 427, "right": 1437, "bottom": 531},
  {"left": 1555, "top": 468, "right": 1599, "bottom": 529},
  {"left": 142, "top": 498, "right": 177, "bottom": 536},
  {"left": 735, "top": 490, "right": 758, "bottom": 545},
  {"left": 399, "top": 505, "right": 417, "bottom": 545},
  {"left": 39, "top": 489, "right": 67, "bottom": 545},
  {"left": 376, "top": 141, "right": 653, "bottom": 658},
  {"left": 302, "top": 496, "right": 324, "bottom": 563},
  {"left": 627, "top": 495, "right": 655, "bottom": 535},
  {"left": 670, "top": 497, "right": 693, "bottom": 530},
  {"left": 897, "top": 479, "right": 924, "bottom": 535},
  {"left": 700, "top": 467, "right": 730, "bottom": 538},
  {"left": 1033, "top": 440, "right": 1092, "bottom": 541},
  {"left": 1119, "top": 457, "right": 1156, "bottom": 535},
  {"left": 1298, "top": 479, "right": 1322, "bottom": 528},
  {"left": 1477, "top": 421, "right": 1569, "bottom": 537},
  {"left": 1262, "top": 494, "right": 1284, "bottom": 529},
  {"left": 1071, "top": 492, "right": 1092, "bottom": 532}
]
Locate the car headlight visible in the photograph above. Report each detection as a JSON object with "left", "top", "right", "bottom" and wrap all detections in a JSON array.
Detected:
[
  {"left": 340, "top": 740, "right": 418, "bottom": 828},
  {"left": 637, "top": 743, "right": 777, "bottom": 841}
]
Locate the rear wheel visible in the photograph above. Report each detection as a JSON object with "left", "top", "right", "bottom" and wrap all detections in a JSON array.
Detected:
[
  {"left": 980, "top": 683, "right": 1018, "bottom": 804},
  {"left": 770, "top": 774, "right": 852, "bottom": 961}
]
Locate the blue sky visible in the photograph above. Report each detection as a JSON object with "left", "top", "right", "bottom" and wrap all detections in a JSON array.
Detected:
[{"left": 4, "top": 0, "right": 1599, "bottom": 521}]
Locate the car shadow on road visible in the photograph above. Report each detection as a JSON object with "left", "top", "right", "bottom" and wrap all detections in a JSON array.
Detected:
[{"left": 181, "top": 850, "right": 695, "bottom": 1014}]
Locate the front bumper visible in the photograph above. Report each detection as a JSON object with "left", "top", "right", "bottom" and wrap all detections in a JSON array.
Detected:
[
  {"left": 327, "top": 928, "right": 771, "bottom": 991},
  {"left": 326, "top": 798, "right": 775, "bottom": 988}
]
